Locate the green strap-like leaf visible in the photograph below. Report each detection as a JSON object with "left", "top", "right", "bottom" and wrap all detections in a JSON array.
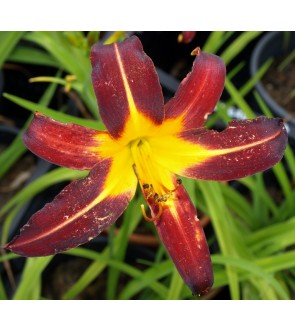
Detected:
[
  {"left": 8, "top": 46, "right": 58, "bottom": 67},
  {"left": 0, "top": 31, "right": 24, "bottom": 67},
  {"left": 220, "top": 31, "right": 262, "bottom": 65},
  {"left": 3, "top": 93, "right": 104, "bottom": 130},
  {"left": 13, "top": 256, "right": 53, "bottom": 300},
  {"left": 212, "top": 254, "right": 289, "bottom": 299}
]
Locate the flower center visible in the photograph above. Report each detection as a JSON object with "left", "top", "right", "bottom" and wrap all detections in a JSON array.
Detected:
[
  {"left": 130, "top": 138, "right": 181, "bottom": 221},
  {"left": 130, "top": 138, "right": 172, "bottom": 195}
]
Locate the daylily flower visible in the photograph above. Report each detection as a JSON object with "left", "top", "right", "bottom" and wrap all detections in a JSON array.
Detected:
[
  {"left": 3, "top": 36, "right": 287, "bottom": 296},
  {"left": 178, "top": 31, "right": 196, "bottom": 43}
]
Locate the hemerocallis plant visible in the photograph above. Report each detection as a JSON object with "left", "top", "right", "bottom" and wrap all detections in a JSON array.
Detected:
[{"left": 3, "top": 36, "right": 287, "bottom": 296}]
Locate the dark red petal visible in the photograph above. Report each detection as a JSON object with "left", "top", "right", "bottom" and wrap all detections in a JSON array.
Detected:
[
  {"left": 146, "top": 179, "right": 213, "bottom": 295},
  {"left": 23, "top": 113, "right": 102, "bottom": 170},
  {"left": 165, "top": 50, "right": 225, "bottom": 130},
  {"left": 181, "top": 117, "right": 288, "bottom": 181},
  {"left": 3, "top": 159, "right": 136, "bottom": 256},
  {"left": 91, "top": 36, "right": 164, "bottom": 138}
]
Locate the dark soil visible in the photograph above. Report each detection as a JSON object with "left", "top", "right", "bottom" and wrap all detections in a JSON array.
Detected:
[
  {"left": 0, "top": 150, "right": 36, "bottom": 209},
  {"left": 42, "top": 258, "right": 108, "bottom": 300},
  {"left": 262, "top": 55, "right": 295, "bottom": 116}
]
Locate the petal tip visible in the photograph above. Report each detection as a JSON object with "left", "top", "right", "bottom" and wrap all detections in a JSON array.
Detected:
[
  {"left": 191, "top": 46, "right": 201, "bottom": 56},
  {"left": 191, "top": 282, "right": 213, "bottom": 297},
  {"left": 1, "top": 238, "right": 30, "bottom": 257},
  {"left": 1, "top": 243, "right": 9, "bottom": 251}
]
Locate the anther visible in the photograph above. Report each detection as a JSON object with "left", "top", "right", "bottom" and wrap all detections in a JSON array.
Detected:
[
  {"left": 140, "top": 204, "right": 163, "bottom": 222},
  {"left": 157, "top": 196, "right": 168, "bottom": 203},
  {"left": 142, "top": 183, "right": 154, "bottom": 199},
  {"left": 153, "top": 193, "right": 159, "bottom": 200},
  {"left": 170, "top": 178, "right": 182, "bottom": 194},
  {"left": 176, "top": 178, "right": 182, "bottom": 185}
]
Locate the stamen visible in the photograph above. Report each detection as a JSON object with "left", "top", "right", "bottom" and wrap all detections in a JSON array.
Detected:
[
  {"left": 131, "top": 149, "right": 182, "bottom": 223},
  {"left": 176, "top": 178, "right": 182, "bottom": 185},
  {"left": 169, "top": 178, "right": 182, "bottom": 193},
  {"left": 140, "top": 204, "right": 163, "bottom": 222},
  {"left": 142, "top": 178, "right": 182, "bottom": 204},
  {"left": 153, "top": 193, "right": 159, "bottom": 200},
  {"left": 142, "top": 183, "right": 154, "bottom": 199},
  {"left": 157, "top": 195, "right": 169, "bottom": 202}
]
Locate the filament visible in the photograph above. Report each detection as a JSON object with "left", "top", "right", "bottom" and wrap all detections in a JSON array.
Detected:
[{"left": 140, "top": 204, "right": 163, "bottom": 222}]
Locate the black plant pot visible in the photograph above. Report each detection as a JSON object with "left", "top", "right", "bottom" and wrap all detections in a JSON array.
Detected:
[{"left": 250, "top": 31, "right": 295, "bottom": 142}]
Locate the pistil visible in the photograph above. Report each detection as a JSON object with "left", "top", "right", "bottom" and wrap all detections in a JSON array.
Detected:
[
  {"left": 140, "top": 203, "right": 163, "bottom": 222},
  {"left": 130, "top": 138, "right": 172, "bottom": 195},
  {"left": 130, "top": 138, "right": 182, "bottom": 222}
]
